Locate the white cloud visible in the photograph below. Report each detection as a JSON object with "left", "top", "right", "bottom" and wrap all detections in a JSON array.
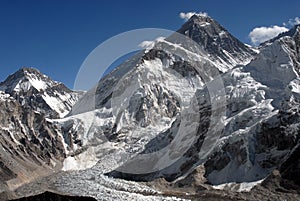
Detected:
[
  {"left": 249, "top": 25, "right": 288, "bottom": 46},
  {"left": 139, "top": 41, "right": 155, "bottom": 49},
  {"left": 179, "top": 12, "right": 208, "bottom": 21},
  {"left": 248, "top": 16, "right": 300, "bottom": 46}
]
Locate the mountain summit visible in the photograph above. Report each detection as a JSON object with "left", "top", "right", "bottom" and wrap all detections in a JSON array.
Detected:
[
  {"left": 0, "top": 67, "right": 55, "bottom": 93},
  {"left": 0, "top": 67, "right": 81, "bottom": 118},
  {"left": 176, "top": 14, "right": 257, "bottom": 71}
]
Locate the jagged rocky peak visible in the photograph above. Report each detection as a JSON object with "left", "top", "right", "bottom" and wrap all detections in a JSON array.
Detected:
[
  {"left": 17, "top": 67, "right": 46, "bottom": 77},
  {"left": 0, "top": 67, "right": 68, "bottom": 93},
  {"left": 0, "top": 67, "right": 81, "bottom": 118},
  {"left": 181, "top": 14, "right": 238, "bottom": 44},
  {"left": 183, "top": 13, "right": 223, "bottom": 35},
  {"left": 176, "top": 14, "right": 256, "bottom": 71}
]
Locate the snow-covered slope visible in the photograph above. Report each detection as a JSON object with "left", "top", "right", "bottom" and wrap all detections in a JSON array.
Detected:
[{"left": 203, "top": 43, "right": 299, "bottom": 184}]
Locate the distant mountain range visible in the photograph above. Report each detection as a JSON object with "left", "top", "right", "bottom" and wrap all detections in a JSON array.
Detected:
[{"left": 0, "top": 14, "right": 299, "bottom": 201}]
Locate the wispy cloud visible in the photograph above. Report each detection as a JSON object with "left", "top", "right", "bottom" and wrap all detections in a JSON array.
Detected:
[
  {"left": 283, "top": 17, "right": 300, "bottom": 27},
  {"left": 179, "top": 12, "right": 208, "bottom": 21},
  {"left": 139, "top": 37, "right": 165, "bottom": 49}
]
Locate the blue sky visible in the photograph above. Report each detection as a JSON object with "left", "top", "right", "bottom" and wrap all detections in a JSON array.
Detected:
[{"left": 0, "top": 0, "right": 299, "bottom": 89}]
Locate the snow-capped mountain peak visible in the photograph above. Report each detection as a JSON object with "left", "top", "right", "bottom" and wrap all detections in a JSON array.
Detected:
[
  {"left": 176, "top": 14, "right": 257, "bottom": 72},
  {"left": 188, "top": 13, "right": 215, "bottom": 26},
  {"left": 0, "top": 67, "right": 82, "bottom": 118},
  {"left": 0, "top": 67, "right": 63, "bottom": 93}
]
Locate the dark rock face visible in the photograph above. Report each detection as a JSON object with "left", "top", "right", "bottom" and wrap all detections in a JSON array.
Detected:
[
  {"left": 0, "top": 161, "right": 17, "bottom": 181},
  {"left": 279, "top": 141, "right": 300, "bottom": 190},
  {"left": 9, "top": 191, "right": 97, "bottom": 201},
  {"left": 0, "top": 90, "right": 66, "bottom": 191},
  {"left": 175, "top": 15, "right": 256, "bottom": 70}
]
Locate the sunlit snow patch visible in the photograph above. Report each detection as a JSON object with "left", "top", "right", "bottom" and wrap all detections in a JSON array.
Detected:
[
  {"left": 212, "top": 179, "right": 264, "bottom": 192},
  {"left": 62, "top": 147, "right": 98, "bottom": 171}
]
